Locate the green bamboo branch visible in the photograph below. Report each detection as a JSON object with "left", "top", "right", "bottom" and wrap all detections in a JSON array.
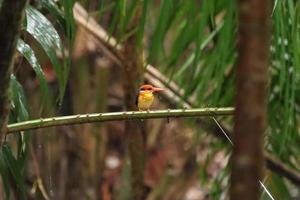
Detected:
[{"left": 7, "top": 107, "right": 234, "bottom": 134}]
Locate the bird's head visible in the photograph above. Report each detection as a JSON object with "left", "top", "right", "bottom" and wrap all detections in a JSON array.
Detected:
[{"left": 139, "top": 84, "right": 164, "bottom": 94}]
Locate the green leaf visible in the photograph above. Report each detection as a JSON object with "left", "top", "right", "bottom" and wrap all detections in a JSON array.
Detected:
[
  {"left": 166, "top": 1, "right": 201, "bottom": 68},
  {"left": 25, "top": 5, "right": 65, "bottom": 102},
  {"left": 148, "top": 0, "right": 177, "bottom": 63},
  {"left": 268, "top": 0, "right": 300, "bottom": 166},
  {"left": 2, "top": 144, "right": 27, "bottom": 197},
  {"left": 173, "top": 21, "right": 224, "bottom": 80},
  {"left": 191, "top": 0, "right": 212, "bottom": 71},
  {"left": 59, "top": 0, "right": 75, "bottom": 102},
  {"left": 137, "top": 0, "right": 149, "bottom": 49},
  {"left": 117, "top": 0, "right": 128, "bottom": 38},
  {"left": 40, "top": 0, "right": 66, "bottom": 29},
  {"left": 9, "top": 75, "right": 31, "bottom": 165},
  {"left": 10, "top": 75, "right": 29, "bottom": 122},
  {"left": 0, "top": 152, "right": 11, "bottom": 200},
  {"left": 17, "top": 39, "right": 49, "bottom": 105}
]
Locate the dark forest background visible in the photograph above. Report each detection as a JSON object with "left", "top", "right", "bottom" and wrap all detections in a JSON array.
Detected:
[{"left": 0, "top": 0, "right": 299, "bottom": 199}]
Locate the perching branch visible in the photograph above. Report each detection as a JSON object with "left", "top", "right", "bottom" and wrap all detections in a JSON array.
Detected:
[
  {"left": 8, "top": 105, "right": 300, "bottom": 186},
  {"left": 7, "top": 107, "right": 233, "bottom": 134}
]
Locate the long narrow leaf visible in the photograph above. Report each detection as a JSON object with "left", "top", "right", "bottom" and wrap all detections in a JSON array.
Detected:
[
  {"left": 25, "top": 5, "right": 65, "bottom": 102},
  {"left": 17, "top": 39, "right": 49, "bottom": 105},
  {"left": 10, "top": 75, "right": 29, "bottom": 122},
  {"left": 40, "top": 0, "right": 65, "bottom": 29},
  {"left": 0, "top": 152, "right": 11, "bottom": 200},
  {"left": 9, "top": 75, "right": 31, "bottom": 164},
  {"left": 60, "top": 0, "right": 76, "bottom": 98},
  {"left": 2, "top": 145, "right": 27, "bottom": 197}
]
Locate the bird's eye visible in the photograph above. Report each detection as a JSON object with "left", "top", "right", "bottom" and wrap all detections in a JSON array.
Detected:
[{"left": 140, "top": 88, "right": 145, "bottom": 91}]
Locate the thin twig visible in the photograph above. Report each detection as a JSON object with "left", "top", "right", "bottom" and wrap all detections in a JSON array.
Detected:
[
  {"left": 7, "top": 107, "right": 234, "bottom": 134},
  {"left": 265, "top": 153, "right": 300, "bottom": 186}
]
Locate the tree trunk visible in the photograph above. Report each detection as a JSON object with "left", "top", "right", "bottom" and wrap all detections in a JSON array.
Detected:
[
  {"left": 230, "top": 0, "right": 271, "bottom": 199},
  {"left": 0, "top": 0, "right": 28, "bottom": 145},
  {"left": 121, "top": 3, "right": 146, "bottom": 200}
]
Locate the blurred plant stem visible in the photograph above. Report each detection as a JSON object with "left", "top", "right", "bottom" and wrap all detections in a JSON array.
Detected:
[
  {"left": 231, "top": 0, "right": 271, "bottom": 199},
  {"left": 57, "top": 25, "right": 111, "bottom": 199},
  {"left": 90, "top": 58, "right": 109, "bottom": 199},
  {"left": 0, "top": 0, "right": 28, "bottom": 144},
  {"left": 120, "top": 1, "right": 146, "bottom": 199}
]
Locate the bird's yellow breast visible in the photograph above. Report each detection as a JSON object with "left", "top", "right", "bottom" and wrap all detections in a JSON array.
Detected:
[{"left": 138, "top": 92, "right": 154, "bottom": 111}]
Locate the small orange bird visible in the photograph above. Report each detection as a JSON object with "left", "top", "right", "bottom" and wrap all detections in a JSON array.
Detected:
[{"left": 136, "top": 84, "right": 164, "bottom": 111}]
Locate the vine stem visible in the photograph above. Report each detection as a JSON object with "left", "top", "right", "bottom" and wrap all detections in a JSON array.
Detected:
[{"left": 7, "top": 107, "right": 234, "bottom": 134}]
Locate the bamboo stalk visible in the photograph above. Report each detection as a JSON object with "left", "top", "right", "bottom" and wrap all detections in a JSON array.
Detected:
[{"left": 7, "top": 107, "right": 234, "bottom": 134}]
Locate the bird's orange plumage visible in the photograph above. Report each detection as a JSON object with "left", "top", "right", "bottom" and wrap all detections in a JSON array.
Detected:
[{"left": 136, "top": 84, "right": 164, "bottom": 111}]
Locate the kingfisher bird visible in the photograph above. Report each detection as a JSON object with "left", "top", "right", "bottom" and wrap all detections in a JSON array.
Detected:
[{"left": 136, "top": 84, "right": 164, "bottom": 111}]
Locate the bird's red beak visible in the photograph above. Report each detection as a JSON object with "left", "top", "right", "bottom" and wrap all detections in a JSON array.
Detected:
[{"left": 153, "top": 87, "right": 164, "bottom": 92}]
